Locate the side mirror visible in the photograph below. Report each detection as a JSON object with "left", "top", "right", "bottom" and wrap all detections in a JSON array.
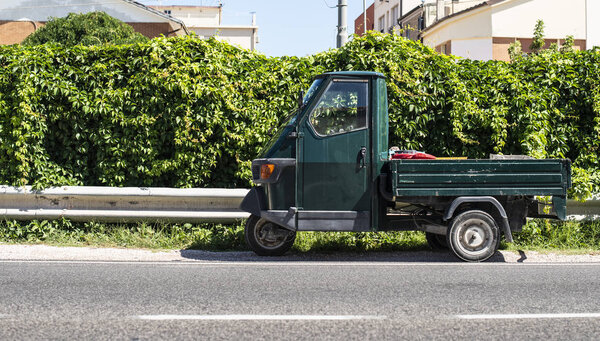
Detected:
[{"left": 298, "top": 90, "right": 304, "bottom": 109}]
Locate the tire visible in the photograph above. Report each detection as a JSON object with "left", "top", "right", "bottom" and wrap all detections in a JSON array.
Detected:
[
  {"left": 426, "top": 232, "right": 448, "bottom": 250},
  {"left": 245, "top": 215, "right": 296, "bottom": 256},
  {"left": 447, "top": 210, "right": 500, "bottom": 262}
]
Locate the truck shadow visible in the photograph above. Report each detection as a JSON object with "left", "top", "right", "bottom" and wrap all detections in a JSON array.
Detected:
[{"left": 178, "top": 249, "right": 508, "bottom": 263}]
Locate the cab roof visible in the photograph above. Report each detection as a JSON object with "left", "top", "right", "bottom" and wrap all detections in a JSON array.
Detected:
[{"left": 318, "top": 71, "right": 386, "bottom": 79}]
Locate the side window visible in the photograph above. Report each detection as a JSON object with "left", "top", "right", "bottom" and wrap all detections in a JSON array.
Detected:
[{"left": 309, "top": 80, "right": 368, "bottom": 136}]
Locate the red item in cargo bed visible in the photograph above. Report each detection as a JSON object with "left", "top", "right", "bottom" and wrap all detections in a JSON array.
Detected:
[{"left": 392, "top": 151, "right": 436, "bottom": 160}]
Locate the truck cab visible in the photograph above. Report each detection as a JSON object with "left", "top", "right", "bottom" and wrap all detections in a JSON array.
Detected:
[{"left": 241, "top": 71, "right": 571, "bottom": 262}]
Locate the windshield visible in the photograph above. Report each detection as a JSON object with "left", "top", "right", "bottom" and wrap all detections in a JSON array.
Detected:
[
  {"left": 258, "top": 79, "right": 324, "bottom": 156},
  {"left": 265, "top": 79, "right": 323, "bottom": 138},
  {"left": 259, "top": 109, "right": 298, "bottom": 156},
  {"left": 303, "top": 78, "right": 324, "bottom": 105}
]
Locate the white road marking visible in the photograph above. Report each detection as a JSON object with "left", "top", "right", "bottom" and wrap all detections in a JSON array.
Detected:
[
  {"left": 137, "top": 314, "right": 386, "bottom": 321},
  {"left": 457, "top": 313, "right": 600, "bottom": 320},
  {"left": 1, "top": 260, "right": 599, "bottom": 266}
]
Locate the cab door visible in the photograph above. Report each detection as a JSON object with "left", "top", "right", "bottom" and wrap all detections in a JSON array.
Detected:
[{"left": 296, "top": 78, "right": 371, "bottom": 231}]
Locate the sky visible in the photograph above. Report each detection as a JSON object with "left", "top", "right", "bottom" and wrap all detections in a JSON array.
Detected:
[{"left": 138, "top": 0, "right": 369, "bottom": 57}]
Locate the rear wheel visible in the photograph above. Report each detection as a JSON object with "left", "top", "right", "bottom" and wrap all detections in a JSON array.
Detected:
[
  {"left": 425, "top": 232, "right": 448, "bottom": 250},
  {"left": 245, "top": 215, "right": 296, "bottom": 256},
  {"left": 447, "top": 210, "right": 500, "bottom": 262}
]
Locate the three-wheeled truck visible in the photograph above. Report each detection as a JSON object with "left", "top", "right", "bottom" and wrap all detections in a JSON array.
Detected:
[{"left": 240, "top": 71, "right": 572, "bottom": 262}]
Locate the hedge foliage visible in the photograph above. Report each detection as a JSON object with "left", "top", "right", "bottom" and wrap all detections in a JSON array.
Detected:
[
  {"left": 0, "top": 33, "right": 598, "bottom": 197},
  {"left": 22, "top": 12, "right": 148, "bottom": 47}
]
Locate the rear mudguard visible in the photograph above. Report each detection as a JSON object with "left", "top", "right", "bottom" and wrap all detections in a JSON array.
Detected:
[{"left": 444, "top": 196, "right": 513, "bottom": 243}]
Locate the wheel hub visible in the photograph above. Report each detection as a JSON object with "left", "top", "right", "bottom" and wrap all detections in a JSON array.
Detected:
[
  {"left": 255, "top": 221, "right": 291, "bottom": 249},
  {"left": 457, "top": 218, "right": 492, "bottom": 254},
  {"left": 464, "top": 227, "right": 485, "bottom": 248}
]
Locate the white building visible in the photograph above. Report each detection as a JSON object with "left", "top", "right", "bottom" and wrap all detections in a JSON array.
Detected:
[
  {"left": 421, "top": 0, "right": 598, "bottom": 61},
  {"left": 374, "top": 0, "right": 423, "bottom": 33},
  {"left": 367, "top": 0, "right": 599, "bottom": 61},
  {"left": 373, "top": 0, "right": 491, "bottom": 39},
  {"left": 152, "top": 5, "right": 259, "bottom": 51}
]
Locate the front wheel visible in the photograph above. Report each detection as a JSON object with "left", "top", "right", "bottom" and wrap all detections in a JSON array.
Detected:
[
  {"left": 447, "top": 210, "right": 500, "bottom": 262},
  {"left": 245, "top": 215, "right": 296, "bottom": 256}
]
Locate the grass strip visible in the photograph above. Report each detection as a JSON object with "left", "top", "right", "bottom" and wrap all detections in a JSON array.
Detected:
[{"left": 0, "top": 219, "right": 598, "bottom": 253}]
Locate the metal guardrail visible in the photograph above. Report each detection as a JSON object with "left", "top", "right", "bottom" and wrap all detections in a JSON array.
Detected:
[
  {"left": 567, "top": 199, "right": 600, "bottom": 220},
  {"left": 0, "top": 186, "right": 596, "bottom": 223},
  {"left": 0, "top": 186, "right": 250, "bottom": 223}
]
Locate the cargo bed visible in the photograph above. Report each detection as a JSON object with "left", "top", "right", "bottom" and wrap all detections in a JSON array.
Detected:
[{"left": 389, "top": 159, "right": 571, "bottom": 197}]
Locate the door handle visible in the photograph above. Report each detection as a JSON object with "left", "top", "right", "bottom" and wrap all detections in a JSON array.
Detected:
[{"left": 359, "top": 146, "right": 367, "bottom": 169}]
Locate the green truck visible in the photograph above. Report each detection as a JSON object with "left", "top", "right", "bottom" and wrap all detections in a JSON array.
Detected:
[{"left": 240, "top": 71, "right": 572, "bottom": 262}]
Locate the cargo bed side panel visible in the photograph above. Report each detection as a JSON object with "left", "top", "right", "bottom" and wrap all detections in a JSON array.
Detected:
[{"left": 390, "top": 159, "right": 570, "bottom": 197}]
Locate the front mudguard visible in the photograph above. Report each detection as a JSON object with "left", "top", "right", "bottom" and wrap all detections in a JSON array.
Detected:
[
  {"left": 240, "top": 187, "right": 268, "bottom": 217},
  {"left": 240, "top": 186, "right": 297, "bottom": 231}
]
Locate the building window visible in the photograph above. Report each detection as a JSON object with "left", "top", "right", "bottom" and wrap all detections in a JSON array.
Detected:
[
  {"left": 391, "top": 5, "right": 399, "bottom": 27},
  {"left": 436, "top": 42, "right": 450, "bottom": 55},
  {"left": 378, "top": 16, "right": 385, "bottom": 32}
]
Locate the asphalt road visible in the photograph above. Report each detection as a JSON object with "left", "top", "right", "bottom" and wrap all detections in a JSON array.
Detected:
[{"left": 1, "top": 259, "right": 599, "bottom": 340}]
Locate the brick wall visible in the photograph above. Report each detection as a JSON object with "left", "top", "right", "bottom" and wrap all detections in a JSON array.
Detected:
[
  {"left": 493, "top": 37, "right": 587, "bottom": 61},
  {"left": 354, "top": 4, "right": 375, "bottom": 36},
  {"left": 127, "top": 22, "right": 183, "bottom": 38},
  {"left": 0, "top": 21, "right": 182, "bottom": 45},
  {"left": 0, "top": 21, "right": 44, "bottom": 45}
]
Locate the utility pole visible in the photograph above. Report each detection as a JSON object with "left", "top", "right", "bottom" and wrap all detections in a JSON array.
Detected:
[
  {"left": 363, "top": 0, "right": 367, "bottom": 35},
  {"left": 337, "top": 0, "right": 348, "bottom": 48}
]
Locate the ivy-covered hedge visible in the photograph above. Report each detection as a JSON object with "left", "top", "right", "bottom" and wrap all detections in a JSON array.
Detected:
[{"left": 0, "top": 33, "right": 598, "bottom": 197}]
